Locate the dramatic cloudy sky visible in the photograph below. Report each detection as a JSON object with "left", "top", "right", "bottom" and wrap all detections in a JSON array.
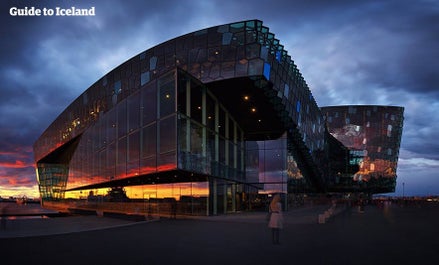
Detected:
[{"left": 1, "top": 0, "right": 438, "bottom": 198}]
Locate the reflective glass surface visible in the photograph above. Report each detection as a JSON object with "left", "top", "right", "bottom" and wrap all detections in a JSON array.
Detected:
[
  {"left": 322, "top": 106, "right": 404, "bottom": 192},
  {"left": 34, "top": 20, "right": 404, "bottom": 215}
]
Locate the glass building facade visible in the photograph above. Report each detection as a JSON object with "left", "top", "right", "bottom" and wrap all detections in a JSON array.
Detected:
[
  {"left": 321, "top": 106, "right": 404, "bottom": 193},
  {"left": 33, "top": 20, "right": 403, "bottom": 216}
]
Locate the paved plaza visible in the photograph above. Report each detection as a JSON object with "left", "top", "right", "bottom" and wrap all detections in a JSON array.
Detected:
[{"left": 0, "top": 203, "right": 438, "bottom": 265}]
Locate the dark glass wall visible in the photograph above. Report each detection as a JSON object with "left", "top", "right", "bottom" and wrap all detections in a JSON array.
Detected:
[
  {"left": 66, "top": 72, "right": 178, "bottom": 192},
  {"left": 176, "top": 70, "right": 245, "bottom": 180},
  {"left": 37, "top": 68, "right": 250, "bottom": 215},
  {"left": 246, "top": 134, "right": 288, "bottom": 194},
  {"left": 34, "top": 20, "right": 327, "bottom": 196}
]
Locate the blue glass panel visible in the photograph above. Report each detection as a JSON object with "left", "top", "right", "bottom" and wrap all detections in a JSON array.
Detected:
[
  {"left": 150, "top": 56, "right": 158, "bottom": 70},
  {"left": 263, "top": 62, "right": 270, "bottom": 80},
  {"left": 276, "top": 51, "right": 281, "bottom": 62},
  {"left": 141, "top": 71, "right": 150, "bottom": 86},
  {"left": 284, "top": 84, "right": 290, "bottom": 98},
  {"left": 296, "top": 100, "right": 301, "bottom": 113}
]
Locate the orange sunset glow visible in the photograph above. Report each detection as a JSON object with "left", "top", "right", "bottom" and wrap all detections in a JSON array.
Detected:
[{"left": 0, "top": 149, "right": 39, "bottom": 199}]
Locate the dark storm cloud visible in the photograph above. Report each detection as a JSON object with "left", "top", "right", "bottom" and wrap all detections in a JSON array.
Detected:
[
  {"left": 278, "top": 0, "right": 439, "bottom": 97},
  {"left": 0, "top": 0, "right": 221, "bottom": 191},
  {"left": 253, "top": 0, "right": 439, "bottom": 165},
  {"left": 0, "top": 0, "right": 437, "bottom": 195}
]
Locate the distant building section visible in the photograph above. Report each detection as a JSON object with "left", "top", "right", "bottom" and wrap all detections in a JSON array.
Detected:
[{"left": 321, "top": 105, "right": 404, "bottom": 193}]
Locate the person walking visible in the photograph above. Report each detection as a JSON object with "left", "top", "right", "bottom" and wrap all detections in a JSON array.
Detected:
[{"left": 268, "top": 194, "right": 283, "bottom": 244}]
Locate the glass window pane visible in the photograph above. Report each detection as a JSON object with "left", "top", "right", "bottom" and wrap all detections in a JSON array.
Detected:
[
  {"left": 106, "top": 108, "right": 117, "bottom": 144},
  {"left": 142, "top": 123, "right": 157, "bottom": 158},
  {"left": 248, "top": 59, "right": 263, "bottom": 76},
  {"left": 229, "top": 141, "right": 235, "bottom": 167},
  {"left": 108, "top": 142, "right": 116, "bottom": 180},
  {"left": 128, "top": 93, "right": 140, "bottom": 133},
  {"left": 114, "top": 80, "right": 122, "bottom": 95},
  {"left": 178, "top": 116, "right": 189, "bottom": 153},
  {"left": 263, "top": 62, "right": 271, "bottom": 80},
  {"left": 160, "top": 115, "right": 176, "bottom": 154},
  {"left": 141, "top": 71, "right": 150, "bottom": 86},
  {"left": 177, "top": 73, "right": 187, "bottom": 114},
  {"left": 219, "top": 107, "right": 226, "bottom": 136},
  {"left": 190, "top": 81, "right": 203, "bottom": 123},
  {"left": 127, "top": 131, "right": 140, "bottom": 176},
  {"left": 140, "top": 157, "right": 156, "bottom": 175},
  {"left": 128, "top": 131, "right": 140, "bottom": 162},
  {"left": 150, "top": 56, "right": 158, "bottom": 70},
  {"left": 117, "top": 100, "right": 127, "bottom": 138},
  {"left": 246, "top": 44, "right": 260, "bottom": 59},
  {"left": 116, "top": 137, "right": 127, "bottom": 179},
  {"left": 222, "top": 32, "right": 233, "bottom": 45},
  {"left": 228, "top": 119, "right": 234, "bottom": 141},
  {"left": 221, "top": 61, "right": 235, "bottom": 79},
  {"left": 159, "top": 73, "right": 175, "bottom": 117},
  {"left": 206, "top": 94, "right": 215, "bottom": 130},
  {"left": 190, "top": 121, "right": 203, "bottom": 155},
  {"left": 219, "top": 136, "right": 226, "bottom": 164},
  {"left": 142, "top": 81, "right": 157, "bottom": 125},
  {"left": 158, "top": 152, "right": 176, "bottom": 171}
]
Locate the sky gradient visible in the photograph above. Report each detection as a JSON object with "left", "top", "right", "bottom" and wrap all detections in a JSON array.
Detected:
[{"left": 1, "top": 0, "right": 438, "bottom": 198}]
